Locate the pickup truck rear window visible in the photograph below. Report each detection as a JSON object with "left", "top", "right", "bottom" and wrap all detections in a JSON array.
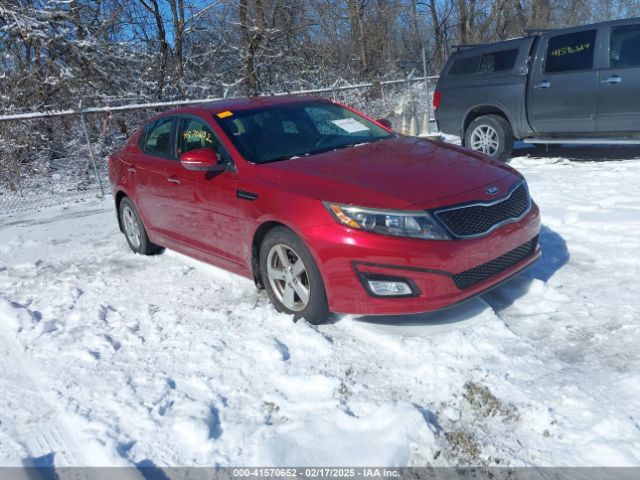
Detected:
[
  {"left": 449, "top": 49, "right": 518, "bottom": 76},
  {"left": 545, "top": 29, "right": 596, "bottom": 73},
  {"left": 449, "top": 56, "right": 481, "bottom": 75},
  {"left": 480, "top": 49, "right": 519, "bottom": 73}
]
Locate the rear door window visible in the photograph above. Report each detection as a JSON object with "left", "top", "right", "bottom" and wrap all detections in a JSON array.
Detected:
[
  {"left": 609, "top": 24, "right": 640, "bottom": 68},
  {"left": 545, "top": 29, "right": 597, "bottom": 73},
  {"left": 142, "top": 117, "right": 175, "bottom": 158}
]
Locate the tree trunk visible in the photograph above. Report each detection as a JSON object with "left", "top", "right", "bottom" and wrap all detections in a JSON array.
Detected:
[
  {"left": 347, "top": 0, "right": 368, "bottom": 74},
  {"left": 168, "top": 0, "right": 185, "bottom": 93},
  {"left": 531, "top": 0, "right": 552, "bottom": 28},
  {"left": 411, "top": 0, "right": 421, "bottom": 47},
  {"left": 429, "top": 0, "right": 444, "bottom": 69},
  {"left": 239, "top": 0, "right": 264, "bottom": 96},
  {"left": 458, "top": 0, "right": 469, "bottom": 44},
  {"left": 139, "top": 0, "right": 169, "bottom": 97},
  {"left": 71, "top": 0, "right": 84, "bottom": 40}
]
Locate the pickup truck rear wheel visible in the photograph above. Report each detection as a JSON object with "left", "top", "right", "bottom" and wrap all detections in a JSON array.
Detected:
[{"left": 465, "top": 115, "right": 514, "bottom": 161}]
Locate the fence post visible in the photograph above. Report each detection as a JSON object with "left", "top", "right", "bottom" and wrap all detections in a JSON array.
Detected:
[
  {"left": 409, "top": 115, "right": 417, "bottom": 136},
  {"left": 79, "top": 100, "right": 105, "bottom": 197},
  {"left": 421, "top": 47, "right": 432, "bottom": 135}
]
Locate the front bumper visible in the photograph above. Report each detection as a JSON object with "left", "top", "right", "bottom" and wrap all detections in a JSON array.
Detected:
[{"left": 303, "top": 202, "right": 541, "bottom": 315}]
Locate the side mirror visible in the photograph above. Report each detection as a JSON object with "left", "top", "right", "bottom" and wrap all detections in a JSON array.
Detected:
[
  {"left": 180, "top": 148, "right": 223, "bottom": 171},
  {"left": 377, "top": 118, "right": 393, "bottom": 130}
]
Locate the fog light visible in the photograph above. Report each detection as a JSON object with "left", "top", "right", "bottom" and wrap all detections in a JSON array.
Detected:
[{"left": 367, "top": 279, "right": 413, "bottom": 296}]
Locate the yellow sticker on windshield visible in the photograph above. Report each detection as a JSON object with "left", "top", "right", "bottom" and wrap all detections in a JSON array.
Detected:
[
  {"left": 550, "top": 43, "right": 591, "bottom": 57},
  {"left": 183, "top": 130, "right": 213, "bottom": 144},
  {"left": 217, "top": 111, "right": 233, "bottom": 118}
]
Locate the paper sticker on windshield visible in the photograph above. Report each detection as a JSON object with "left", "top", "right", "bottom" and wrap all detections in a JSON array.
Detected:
[
  {"left": 217, "top": 111, "right": 233, "bottom": 119},
  {"left": 331, "top": 118, "right": 370, "bottom": 133}
]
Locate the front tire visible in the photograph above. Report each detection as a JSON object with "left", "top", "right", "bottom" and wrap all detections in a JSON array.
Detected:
[
  {"left": 118, "top": 197, "right": 164, "bottom": 255},
  {"left": 259, "top": 227, "right": 329, "bottom": 325},
  {"left": 464, "top": 114, "right": 514, "bottom": 161}
]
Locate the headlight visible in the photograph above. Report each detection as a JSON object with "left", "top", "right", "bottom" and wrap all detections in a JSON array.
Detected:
[{"left": 323, "top": 202, "right": 449, "bottom": 240}]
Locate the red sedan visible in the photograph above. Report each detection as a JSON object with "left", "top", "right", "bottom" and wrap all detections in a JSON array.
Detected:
[{"left": 108, "top": 96, "right": 540, "bottom": 324}]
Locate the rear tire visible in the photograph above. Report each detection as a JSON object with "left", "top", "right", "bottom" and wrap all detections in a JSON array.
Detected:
[
  {"left": 464, "top": 114, "right": 514, "bottom": 161},
  {"left": 259, "top": 227, "right": 329, "bottom": 325},
  {"left": 118, "top": 197, "right": 164, "bottom": 255}
]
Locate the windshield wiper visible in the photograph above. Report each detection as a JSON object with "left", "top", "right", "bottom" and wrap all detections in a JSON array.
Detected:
[
  {"left": 261, "top": 152, "right": 308, "bottom": 164},
  {"left": 328, "top": 139, "right": 380, "bottom": 151},
  {"left": 259, "top": 136, "right": 392, "bottom": 164},
  {"left": 336, "top": 136, "right": 392, "bottom": 150}
]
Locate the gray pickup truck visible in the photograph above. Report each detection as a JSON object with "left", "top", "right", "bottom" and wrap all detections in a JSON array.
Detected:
[{"left": 434, "top": 17, "right": 640, "bottom": 160}]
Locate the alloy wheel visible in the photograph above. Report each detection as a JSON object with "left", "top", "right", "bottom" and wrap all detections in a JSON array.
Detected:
[
  {"left": 122, "top": 205, "right": 141, "bottom": 249},
  {"left": 470, "top": 125, "right": 499, "bottom": 156},
  {"left": 266, "top": 244, "right": 310, "bottom": 312}
]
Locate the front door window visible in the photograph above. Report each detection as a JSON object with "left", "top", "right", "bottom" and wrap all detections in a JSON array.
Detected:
[{"left": 177, "top": 117, "right": 222, "bottom": 158}]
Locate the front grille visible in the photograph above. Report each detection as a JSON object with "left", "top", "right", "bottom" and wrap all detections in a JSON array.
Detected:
[
  {"left": 452, "top": 236, "right": 538, "bottom": 290},
  {"left": 435, "top": 182, "right": 530, "bottom": 238}
]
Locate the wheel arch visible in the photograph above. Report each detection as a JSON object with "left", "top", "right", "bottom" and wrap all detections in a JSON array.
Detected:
[
  {"left": 250, "top": 219, "right": 329, "bottom": 294},
  {"left": 462, "top": 105, "right": 513, "bottom": 145},
  {"left": 251, "top": 221, "right": 288, "bottom": 289},
  {"left": 114, "top": 190, "right": 128, "bottom": 233}
]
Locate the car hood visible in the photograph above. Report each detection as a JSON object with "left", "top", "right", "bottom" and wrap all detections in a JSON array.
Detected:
[{"left": 255, "top": 136, "right": 519, "bottom": 209}]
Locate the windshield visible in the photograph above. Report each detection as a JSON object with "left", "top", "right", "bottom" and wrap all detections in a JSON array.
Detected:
[{"left": 214, "top": 101, "right": 394, "bottom": 164}]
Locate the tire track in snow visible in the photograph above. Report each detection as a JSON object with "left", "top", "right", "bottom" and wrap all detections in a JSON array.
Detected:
[
  {"left": 0, "top": 299, "right": 142, "bottom": 477},
  {"left": 0, "top": 299, "right": 81, "bottom": 466}
]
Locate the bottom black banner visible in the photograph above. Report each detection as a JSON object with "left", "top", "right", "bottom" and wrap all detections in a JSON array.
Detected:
[{"left": 0, "top": 467, "right": 638, "bottom": 480}]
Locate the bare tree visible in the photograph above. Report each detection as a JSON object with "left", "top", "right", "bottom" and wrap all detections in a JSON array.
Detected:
[
  {"left": 347, "top": 0, "right": 369, "bottom": 74},
  {"left": 168, "top": 0, "right": 185, "bottom": 86},
  {"left": 137, "top": 0, "right": 170, "bottom": 96},
  {"left": 238, "top": 0, "right": 267, "bottom": 95}
]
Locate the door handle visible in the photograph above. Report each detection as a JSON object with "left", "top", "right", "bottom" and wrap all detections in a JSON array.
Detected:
[
  {"left": 127, "top": 167, "right": 136, "bottom": 173},
  {"left": 602, "top": 75, "right": 622, "bottom": 84},
  {"left": 167, "top": 177, "right": 181, "bottom": 184},
  {"left": 533, "top": 80, "right": 551, "bottom": 89}
]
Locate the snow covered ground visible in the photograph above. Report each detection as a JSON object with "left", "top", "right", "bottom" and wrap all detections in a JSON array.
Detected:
[{"left": 0, "top": 145, "right": 639, "bottom": 468}]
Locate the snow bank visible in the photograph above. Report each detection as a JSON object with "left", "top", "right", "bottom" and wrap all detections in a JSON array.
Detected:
[{"left": 0, "top": 152, "right": 639, "bottom": 467}]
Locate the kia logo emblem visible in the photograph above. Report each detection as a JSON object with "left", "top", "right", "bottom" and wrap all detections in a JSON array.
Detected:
[{"left": 486, "top": 186, "right": 499, "bottom": 195}]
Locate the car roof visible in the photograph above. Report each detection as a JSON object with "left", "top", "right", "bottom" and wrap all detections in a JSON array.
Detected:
[
  {"left": 167, "top": 95, "right": 329, "bottom": 118},
  {"left": 134, "top": 95, "right": 337, "bottom": 132},
  {"left": 538, "top": 16, "right": 640, "bottom": 32},
  {"left": 450, "top": 36, "right": 532, "bottom": 58},
  {"left": 450, "top": 16, "right": 640, "bottom": 57}
]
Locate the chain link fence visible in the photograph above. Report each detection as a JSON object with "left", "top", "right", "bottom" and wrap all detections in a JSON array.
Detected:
[{"left": 0, "top": 76, "right": 438, "bottom": 218}]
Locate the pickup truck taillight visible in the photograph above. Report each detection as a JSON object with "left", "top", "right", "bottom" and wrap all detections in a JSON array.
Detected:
[{"left": 433, "top": 90, "right": 442, "bottom": 111}]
